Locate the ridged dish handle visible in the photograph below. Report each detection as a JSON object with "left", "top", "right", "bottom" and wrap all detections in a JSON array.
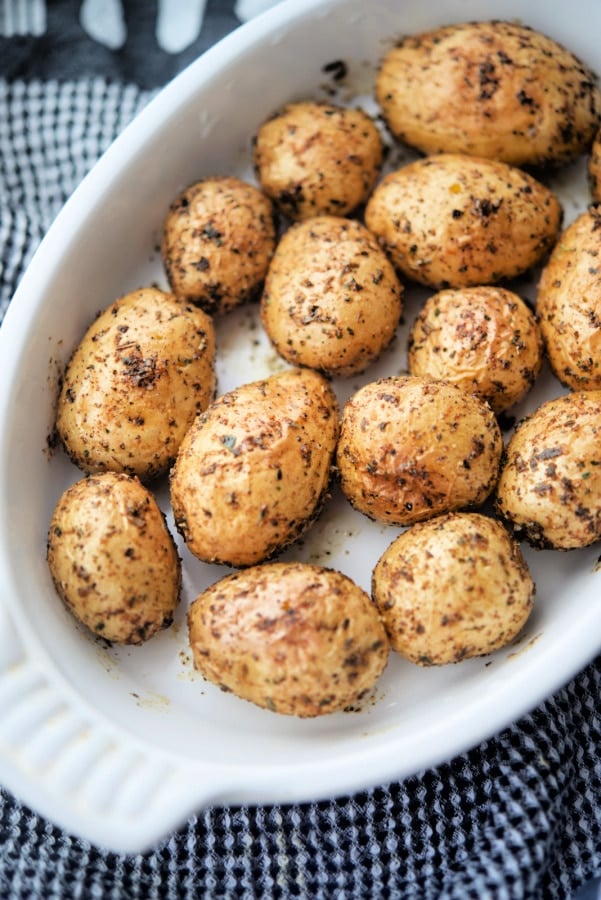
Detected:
[{"left": 0, "top": 596, "right": 25, "bottom": 668}]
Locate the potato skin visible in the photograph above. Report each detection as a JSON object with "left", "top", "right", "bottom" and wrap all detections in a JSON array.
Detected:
[
  {"left": 408, "top": 286, "right": 543, "bottom": 413},
  {"left": 47, "top": 472, "right": 181, "bottom": 644},
  {"left": 589, "top": 128, "right": 601, "bottom": 201},
  {"left": 371, "top": 513, "right": 534, "bottom": 666},
  {"left": 253, "top": 101, "right": 383, "bottom": 220},
  {"left": 376, "top": 20, "right": 601, "bottom": 167},
  {"left": 161, "top": 176, "right": 276, "bottom": 315},
  {"left": 170, "top": 368, "right": 339, "bottom": 567},
  {"left": 495, "top": 391, "right": 601, "bottom": 550},
  {"left": 336, "top": 375, "right": 503, "bottom": 526},
  {"left": 261, "top": 216, "right": 403, "bottom": 376},
  {"left": 188, "top": 562, "right": 389, "bottom": 717},
  {"left": 56, "top": 288, "right": 216, "bottom": 482},
  {"left": 536, "top": 207, "right": 601, "bottom": 391},
  {"left": 364, "top": 153, "right": 562, "bottom": 289}
]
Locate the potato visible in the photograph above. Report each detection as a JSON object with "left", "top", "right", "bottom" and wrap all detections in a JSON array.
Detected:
[
  {"left": 188, "top": 561, "right": 389, "bottom": 716},
  {"left": 364, "top": 153, "right": 562, "bottom": 290},
  {"left": 56, "top": 287, "right": 216, "bottom": 482},
  {"left": 376, "top": 20, "right": 601, "bottom": 168},
  {"left": 589, "top": 128, "right": 601, "bottom": 201},
  {"left": 407, "top": 286, "right": 543, "bottom": 413},
  {"left": 161, "top": 175, "right": 276, "bottom": 315},
  {"left": 170, "top": 368, "right": 339, "bottom": 567},
  {"left": 336, "top": 375, "right": 502, "bottom": 526},
  {"left": 253, "top": 100, "right": 383, "bottom": 220},
  {"left": 47, "top": 472, "right": 181, "bottom": 644},
  {"left": 371, "top": 512, "right": 534, "bottom": 666},
  {"left": 495, "top": 390, "right": 601, "bottom": 549},
  {"left": 536, "top": 207, "right": 601, "bottom": 391},
  {"left": 260, "top": 215, "right": 403, "bottom": 376}
]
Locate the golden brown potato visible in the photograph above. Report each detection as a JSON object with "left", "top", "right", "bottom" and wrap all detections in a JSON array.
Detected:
[
  {"left": 536, "top": 207, "right": 601, "bottom": 391},
  {"left": 336, "top": 375, "right": 503, "bottom": 526},
  {"left": 253, "top": 100, "right": 383, "bottom": 220},
  {"left": 260, "top": 216, "right": 403, "bottom": 376},
  {"left": 170, "top": 368, "right": 339, "bottom": 567},
  {"left": 56, "top": 287, "right": 216, "bottom": 482},
  {"left": 188, "top": 561, "right": 389, "bottom": 717},
  {"left": 589, "top": 128, "right": 601, "bottom": 201},
  {"left": 47, "top": 472, "right": 181, "bottom": 644},
  {"left": 364, "top": 153, "right": 562, "bottom": 290},
  {"left": 376, "top": 20, "right": 601, "bottom": 167},
  {"left": 495, "top": 390, "right": 601, "bottom": 549},
  {"left": 408, "top": 286, "right": 543, "bottom": 413},
  {"left": 371, "top": 512, "right": 535, "bottom": 666},
  {"left": 161, "top": 175, "right": 276, "bottom": 315}
]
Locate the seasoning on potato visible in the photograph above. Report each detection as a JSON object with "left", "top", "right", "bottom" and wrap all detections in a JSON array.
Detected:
[
  {"left": 407, "top": 286, "right": 543, "bottom": 413},
  {"left": 188, "top": 561, "right": 389, "bottom": 716},
  {"left": 336, "top": 375, "right": 503, "bottom": 526},
  {"left": 47, "top": 472, "right": 181, "bottom": 644},
  {"left": 376, "top": 20, "right": 601, "bottom": 168},
  {"left": 495, "top": 390, "right": 601, "bottom": 550},
  {"left": 161, "top": 175, "right": 276, "bottom": 315},
  {"left": 364, "top": 153, "right": 562, "bottom": 290},
  {"left": 170, "top": 368, "right": 339, "bottom": 567},
  {"left": 56, "top": 287, "right": 216, "bottom": 482},
  {"left": 371, "top": 512, "right": 535, "bottom": 666},
  {"left": 536, "top": 207, "right": 601, "bottom": 391},
  {"left": 253, "top": 100, "right": 383, "bottom": 220},
  {"left": 260, "top": 215, "right": 403, "bottom": 376}
]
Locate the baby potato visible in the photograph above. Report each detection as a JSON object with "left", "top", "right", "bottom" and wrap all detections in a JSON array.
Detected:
[
  {"left": 371, "top": 512, "right": 535, "bottom": 666},
  {"left": 536, "top": 207, "right": 601, "bottom": 391},
  {"left": 56, "top": 287, "right": 216, "bottom": 482},
  {"left": 376, "top": 20, "right": 601, "bottom": 168},
  {"left": 408, "top": 286, "right": 543, "bottom": 413},
  {"left": 336, "top": 375, "right": 502, "bottom": 526},
  {"left": 170, "top": 368, "right": 339, "bottom": 567},
  {"left": 495, "top": 390, "right": 601, "bottom": 549},
  {"left": 188, "top": 561, "right": 389, "bottom": 717},
  {"left": 253, "top": 100, "right": 383, "bottom": 221},
  {"left": 364, "top": 153, "right": 562, "bottom": 290},
  {"left": 47, "top": 472, "right": 181, "bottom": 644},
  {"left": 261, "top": 215, "right": 403, "bottom": 377},
  {"left": 161, "top": 175, "right": 276, "bottom": 315}
]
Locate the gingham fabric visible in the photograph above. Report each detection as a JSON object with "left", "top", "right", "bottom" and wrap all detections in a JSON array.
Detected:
[{"left": 1, "top": 3, "right": 601, "bottom": 898}]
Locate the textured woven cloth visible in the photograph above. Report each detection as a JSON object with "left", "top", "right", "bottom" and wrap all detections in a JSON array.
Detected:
[{"left": 1, "top": 3, "right": 601, "bottom": 898}]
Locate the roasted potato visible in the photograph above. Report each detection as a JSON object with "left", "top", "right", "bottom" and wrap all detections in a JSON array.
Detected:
[
  {"left": 376, "top": 20, "right": 601, "bottom": 168},
  {"left": 56, "top": 287, "right": 216, "bottom": 482},
  {"left": 364, "top": 153, "right": 562, "bottom": 290},
  {"left": 188, "top": 561, "right": 389, "bottom": 717},
  {"left": 589, "top": 128, "right": 601, "bottom": 201},
  {"left": 253, "top": 100, "right": 383, "bottom": 220},
  {"left": 372, "top": 512, "right": 535, "bottom": 666},
  {"left": 161, "top": 175, "right": 276, "bottom": 315},
  {"left": 261, "top": 215, "right": 403, "bottom": 376},
  {"left": 495, "top": 390, "right": 601, "bottom": 549},
  {"left": 408, "top": 286, "right": 543, "bottom": 413},
  {"left": 336, "top": 375, "right": 503, "bottom": 526},
  {"left": 47, "top": 472, "right": 181, "bottom": 644},
  {"left": 170, "top": 368, "right": 339, "bottom": 567}
]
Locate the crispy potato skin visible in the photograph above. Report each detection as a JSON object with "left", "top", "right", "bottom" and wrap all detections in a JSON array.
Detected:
[
  {"left": 364, "top": 153, "right": 562, "bottom": 290},
  {"left": 161, "top": 176, "right": 276, "bottom": 315},
  {"left": 408, "top": 286, "right": 543, "bottom": 413},
  {"left": 56, "top": 288, "right": 216, "bottom": 482},
  {"left": 261, "top": 216, "right": 403, "bottom": 376},
  {"left": 47, "top": 472, "right": 181, "bottom": 644},
  {"left": 253, "top": 101, "right": 383, "bottom": 220},
  {"left": 372, "top": 513, "right": 534, "bottom": 665},
  {"left": 188, "top": 562, "right": 389, "bottom": 716},
  {"left": 336, "top": 375, "right": 502, "bottom": 526},
  {"left": 376, "top": 20, "right": 601, "bottom": 167},
  {"left": 170, "top": 368, "right": 339, "bottom": 567},
  {"left": 536, "top": 207, "right": 601, "bottom": 390},
  {"left": 495, "top": 391, "right": 601, "bottom": 550}
]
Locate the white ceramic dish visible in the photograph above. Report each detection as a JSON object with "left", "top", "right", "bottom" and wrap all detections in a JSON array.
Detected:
[{"left": 1, "top": 0, "right": 601, "bottom": 854}]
